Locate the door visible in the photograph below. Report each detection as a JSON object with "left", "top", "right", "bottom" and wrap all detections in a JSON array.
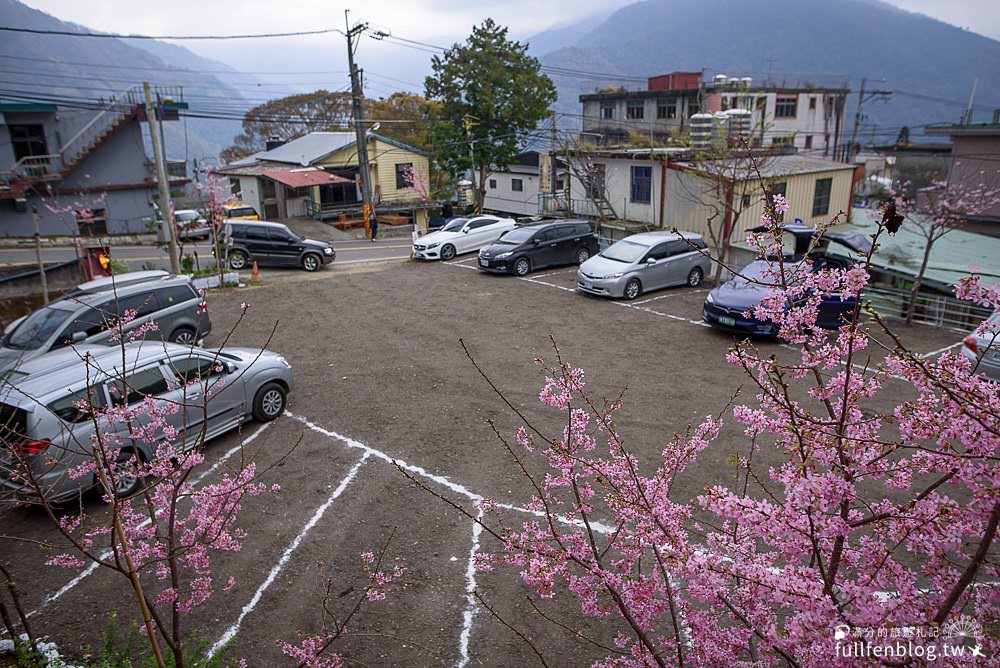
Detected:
[
  {"left": 462, "top": 218, "right": 498, "bottom": 253},
  {"left": 532, "top": 228, "right": 562, "bottom": 269},
  {"left": 266, "top": 227, "right": 300, "bottom": 266},
  {"left": 104, "top": 363, "right": 174, "bottom": 459},
  {"left": 664, "top": 240, "right": 694, "bottom": 286},
  {"left": 638, "top": 243, "right": 672, "bottom": 291},
  {"left": 163, "top": 353, "right": 244, "bottom": 448},
  {"left": 241, "top": 225, "right": 273, "bottom": 264}
]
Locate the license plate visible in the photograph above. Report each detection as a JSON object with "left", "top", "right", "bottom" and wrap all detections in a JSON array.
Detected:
[
  {"left": 479, "top": 259, "right": 488, "bottom": 267},
  {"left": 719, "top": 315, "right": 736, "bottom": 327},
  {"left": 990, "top": 349, "right": 1000, "bottom": 362},
  {"left": 581, "top": 282, "right": 591, "bottom": 289}
]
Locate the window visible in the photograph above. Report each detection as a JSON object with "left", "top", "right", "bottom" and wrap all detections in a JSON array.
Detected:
[
  {"left": 630, "top": 166, "right": 652, "bottom": 203},
  {"left": 657, "top": 99, "right": 677, "bottom": 119},
  {"left": 76, "top": 208, "right": 107, "bottom": 236},
  {"left": 243, "top": 226, "right": 268, "bottom": 241},
  {"left": 768, "top": 182, "right": 787, "bottom": 222},
  {"left": 8, "top": 124, "right": 48, "bottom": 162},
  {"left": 488, "top": 179, "right": 497, "bottom": 189},
  {"left": 467, "top": 218, "right": 496, "bottom": 230},
  {"left": 268, "top": 229, "right": 294, "bottom": 243},
  {"left": 395, "top": 163, "right": 412, "bottom": 189},
  {"left": 600, "top": 103, "right": 615, "bottom": 120},
  {"left": 57, "top": 307, "right": 108, "bottom": 348},
  {"left": 809, "top": 97, "right": 817, "bottom": 111},
  {"left": 772, "top": 136, "right": 794, "bottom": 147},
  {"left": 574, "top": 223, "right": 592, "bottom": 236},
  {"left": 586, "top": 164, "right": 605, "bottom": 199},
  {"left": 805, "top": 135, "right": 813, "bottom": 150},
  {"left": 230, "top": 179, "right": 241, "bottom": 195},
  {"left": 775, "top": 97, "right": 797, "bottom": 118},
  {"left": 721, "top": 96, "right": 730, "bottom": 111},
  {"left": 812, "top": 178, "right": 833, "bottom": 217},
  {"left": 47, "top": 387, "right": 107, "bottom": 424},
  {"left": 742, "top": 194, "right": 751, "bottom": 208},
  {"left": 108, "top": 366, "right": 169, "bottom": 406},
  {"left": 687, "top": 101, "right": 700, "bottom": 117},
  {"left": 626, "top": 100, "right": 644, "bottom": 120},
  {"left": 667, "top": 240, "right": 690, "bottom": 257},
  {"left": 511, "top": 178, "right": 523, "bottom": 192},
  {"left": 168, "top": 356, "right": 222, "bottom": 384},
  {"left": 644, "top": 244, "right": 670, "bottom": 262}
]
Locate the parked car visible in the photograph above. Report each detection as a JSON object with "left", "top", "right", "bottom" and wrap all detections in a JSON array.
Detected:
[
  {"left": 174, "top": 209, "right": 213, "bottom": 241},
  {"left": 0, "top": 275, "right": 211, "bottom": 373},
  {"left": 2, "top": 271, "right": 172, "bottom": 338},
  {"left": 0, "top": 341, "right": 293, "bottom": 502},
  {"left": 223, "top": 220, "right": 335, "bottom": 272},
  {"left": 222, "top": 203, "right": 260, "bottom": 220},
  {"left": 960, "top": 310, "right": 1000, "bottom": 382},
  {"left": 577, "top": 231, "right": 711, "bottom": 300},
  {"left": 412, "top": 215, "right": 516, "bottom": 261},
  {"left": 702, "top": 224, "right": 872, "bottom": 336},
  {"left": 478, "top": 220, "right": 598, "bottom": 276}
]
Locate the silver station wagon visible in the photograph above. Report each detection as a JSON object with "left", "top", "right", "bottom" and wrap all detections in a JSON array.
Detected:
[
  {"left": 577, "top": 231, "right": 711, "bottom": 300},
  {"left": 0, "top": 341, "right": 293, "bottom": 502}
]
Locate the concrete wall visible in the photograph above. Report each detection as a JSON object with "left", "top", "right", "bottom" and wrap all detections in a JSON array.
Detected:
[
  {"left": 949, "top": 135, "right": 1000, "bottom": 219},
  {"left": 0, "top": 187, "right": 157, "bottom": 237}
]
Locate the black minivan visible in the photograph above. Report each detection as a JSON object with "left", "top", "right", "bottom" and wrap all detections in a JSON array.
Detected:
[
  {"left": 477, "top": 220, "right": 599, "bottom": 276},
  {"left": 223, "top": 221, "right": 336, "bottom": 272}
]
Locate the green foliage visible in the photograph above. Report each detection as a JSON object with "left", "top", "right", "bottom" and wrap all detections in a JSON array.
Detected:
[
  {"left": 180, "top": 254, "right": 195, "bottom": 274},
  {"left": 367, "top": 92, "right": 443, "bottom": 150},
  {"left": 425, "top": 19, "right": 556, "bottom": 204},
  {"left": 74, "top": 615, "right": 238, "bottom": 668},
  {"left": 109, "top": 259, "right": 130, "bottom": 276}
]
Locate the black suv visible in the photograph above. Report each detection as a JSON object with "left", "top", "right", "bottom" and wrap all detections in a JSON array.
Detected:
[
  {"left": 477, "top": 220, "right": 598, "bottom": 276},
  {"left": 223, "top": 221, "right": 335, "bottom": 272}
]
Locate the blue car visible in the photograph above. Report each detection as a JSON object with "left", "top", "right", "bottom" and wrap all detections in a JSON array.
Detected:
[{"left": 703, "top": 223, "right": 871, "bottom": 336}]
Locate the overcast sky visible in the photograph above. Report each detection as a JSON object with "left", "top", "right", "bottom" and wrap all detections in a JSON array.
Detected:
[{"left": 16, "top": 0, "right": 1000, "bottom": 100}]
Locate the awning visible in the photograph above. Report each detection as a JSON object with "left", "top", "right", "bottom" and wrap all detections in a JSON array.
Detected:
[{"left": 262, "top": 169, "right": 352, "bottom": 188}]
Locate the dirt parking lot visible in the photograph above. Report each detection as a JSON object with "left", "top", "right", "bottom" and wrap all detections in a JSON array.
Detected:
[{"left": 0, "top": 254, "right": 965, "bottom": 666}]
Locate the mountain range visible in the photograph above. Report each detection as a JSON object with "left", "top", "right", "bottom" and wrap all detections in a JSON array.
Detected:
[
  {"left": 533, "top": 0, "right": 1000, "bottom": 144},
  {"left": 0, "top": 0, "right": 246, "bottom": 164}
]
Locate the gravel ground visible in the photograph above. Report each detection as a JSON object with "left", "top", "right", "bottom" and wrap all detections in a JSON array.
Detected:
[{"left": 0, "top": 254, "right": 965, "bottom": 666}]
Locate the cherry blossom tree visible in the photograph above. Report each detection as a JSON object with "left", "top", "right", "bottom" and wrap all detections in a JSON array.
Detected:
[{"left": 466, "top": 195, "right": 999, "bottom": 666}]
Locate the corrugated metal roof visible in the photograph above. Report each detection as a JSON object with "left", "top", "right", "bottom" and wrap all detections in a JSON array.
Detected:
[
  {"left": 262, "top": 169, "right": 351, "bottom": 188},
  {"left": 676, "top": 154, "right": 855, "bottom": 180},
  {"left": 257, "top": 132, "right": 356, "bottom": 165},
  {"left": 827, "top": 207, "right": 1000, "bottom": 290},
  {"left": 215, "top": 160, "right": 292, "bottom": 176}
]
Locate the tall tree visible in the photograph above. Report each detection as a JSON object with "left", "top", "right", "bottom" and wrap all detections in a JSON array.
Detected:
[
  {"left": 220, "top": 90, "right": 353, "bottom": 163},
  {"left": 367, "top": 92, "right": 442, "bottom": 150},
  {"left": 425, "top": 19, "right": 556, "bottom": 211}
]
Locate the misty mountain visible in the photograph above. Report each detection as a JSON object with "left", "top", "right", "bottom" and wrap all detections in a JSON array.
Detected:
[
  {"left": 534, "top": 0, "right": 1000, "bottom": 144},
  {"left": 0, "top": 0, "right": 245, "bottom": 164}
]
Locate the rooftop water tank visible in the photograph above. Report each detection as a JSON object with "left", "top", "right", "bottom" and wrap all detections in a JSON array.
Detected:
[
  {"left": 726, "top": 109, "right": 753, "bottom": 137},
  {"left": 727, "top": 77, "right": 740, "bottom": 86},
  {"left": 740, "top": 77, "right": 753, "bottom": 88},
  {"left": 714, "top": 73, "right": 728, "bottom": 86},
  {"left": 689, "top": 113, "right": 716, "bottom": 149}
]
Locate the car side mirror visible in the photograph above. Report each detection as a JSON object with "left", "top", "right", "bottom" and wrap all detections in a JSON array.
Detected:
[
  {"left": 646, "top": 258, "right": 657, "bottom": 265},
  {"left": 71, "top": 331, "right": 87, "bottom": 343},
  {"left": 462, "top": 228, "right": 470, "bottom": 234}
]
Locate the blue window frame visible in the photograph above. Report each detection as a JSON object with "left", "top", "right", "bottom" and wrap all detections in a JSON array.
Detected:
[{"left": 630, "top": 166, "right": 652, "bottom": 203}]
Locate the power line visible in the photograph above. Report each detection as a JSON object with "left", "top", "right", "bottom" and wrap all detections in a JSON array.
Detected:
[{"left": 0, "top": 25, "right": 342, "bottom": 40}]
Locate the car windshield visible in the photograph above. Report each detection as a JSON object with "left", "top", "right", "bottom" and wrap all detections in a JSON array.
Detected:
[
  {"left": 228, "top": 207, "right": 255, "bottom": 217},
  {"left": 2, "top": 305, "right": 74, "bottom": 350},
  {"left": 441, "top": 218, "right": 468, "bottom": 233},
  {"left": 282, "top": 227, "right": 304, "bottom": 241},
  {"left": 736, "top": 261, "right": 808, "bottom": 285},
  {"left": 176, "top": 211, "right": 200, "bottom": 222},
  {"left": 600, "top": 240, "right": 649, "bottom": 263},
  {"left": 495, "top": 227, "right": 536, "bottom": 244}
]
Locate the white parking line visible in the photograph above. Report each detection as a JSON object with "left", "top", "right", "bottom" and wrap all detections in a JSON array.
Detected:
[
  {"left": 531, "top": 269, "right": 576, "bottom": 280},
  {"left": 920, "top": 341, "right": 962, "bottom": 359},
  {"left": 520, "top": 277, "right": 576, "bottom": 292},
  {"left": 444, "top": 261, "right": 479, "bottom": 271},
  {"left": 209, "top": 451, "right": 371, "bottom": 658},
  {"left": 457, "top": 509, "right": 484, "bottom": 668},
  {"left": 31, "top": 422, "right": 275, "bottom": 618},
  {"left": 632, "top": 289, "right": 707, "bottom": 305}
]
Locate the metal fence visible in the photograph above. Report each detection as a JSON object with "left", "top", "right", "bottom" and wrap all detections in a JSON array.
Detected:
[{"left": 862, "top": 286, "right": 992, "bottom": 329}]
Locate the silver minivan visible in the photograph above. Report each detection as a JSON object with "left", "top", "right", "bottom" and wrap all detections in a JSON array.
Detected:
[
  {"left": 0, "top": 341, "right": 293, "bottom": 502},
  {"left": 577, "top": 231, "right": 711, "bottom": 300},
  {"left": 0, "top": 275, "right": 210, "bottom": 373}
]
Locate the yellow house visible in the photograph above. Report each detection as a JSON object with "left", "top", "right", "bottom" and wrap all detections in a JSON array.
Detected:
[{"left": 217, "top": 131, "right": 434, "bottom": 227}]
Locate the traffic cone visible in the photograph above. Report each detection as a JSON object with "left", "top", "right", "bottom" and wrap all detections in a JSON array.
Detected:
[{"left": 250, "top": 261, "right": 260, "bottom": 282}]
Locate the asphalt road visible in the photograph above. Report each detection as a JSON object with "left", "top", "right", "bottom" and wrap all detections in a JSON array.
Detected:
[
  {"left": 0, "top": 238, "right": 413, "bottom": 272},
  {"left": 0, "top": 253, "right": 968, "bottom": 666}
]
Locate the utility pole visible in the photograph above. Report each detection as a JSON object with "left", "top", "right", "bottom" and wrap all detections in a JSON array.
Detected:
[
  {"left": 848, "top": 77, "right": 892, "bottom": 163},
  {"left": 463, "top": 114, "right": 479, "bottom": 212},
  {"left": 550, "top": 111, "right": 559, "bottom": 217},
  {"left": 143, "top": 81, "right": 180, "bottom": 275},
  {"left": 31, "top": 207, "right": 48, "bottom": 304},
  {"left": 345, "top": 12, "right": 375, "bottom": 235}
]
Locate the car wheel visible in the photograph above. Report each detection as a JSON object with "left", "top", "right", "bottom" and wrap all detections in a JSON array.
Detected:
[
  {"left": 513, "top": 257, "right": 531, "bottom": 276},
  {"left": 169, "top": 327, "right": 197, "bottom": 346},
  {"left": 111, "top": 450, "right": 144, "bottom": 499},
  {"left": 624, "top": 278, "right": 642, "bottom": 301},
  {"left": 252, "top": 382, "right": 286, "bottom": 422},
  {"left": 301, "top": 253, "right": 322, "bottom": 272},
  {"left": 687, "top": 267, "right": 704, "bottom": 288},
  {"left": 228, "top": 250, "right": 248, "bottom": 270},
  {"left": 576, "top": 247, "right": 591, "bottom": 265},
  {"left": 440, "top": 244, "right": 456, "bottom": 261}
]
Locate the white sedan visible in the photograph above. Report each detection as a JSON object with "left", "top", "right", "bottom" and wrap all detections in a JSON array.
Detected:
[{"left": 412, "top": 215, "right": 516, "bottom": 261}]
